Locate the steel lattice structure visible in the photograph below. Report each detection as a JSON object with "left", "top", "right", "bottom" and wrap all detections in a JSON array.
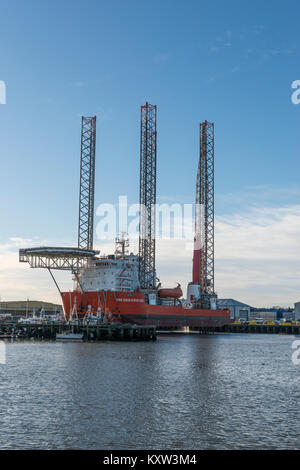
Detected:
[
  {"left": 19, "top": 247, "right": 99, "bottom": 270},
  {"left": 193, "top": 121, "right": 214, "bottom": 294},
  {"left": 19, "top": 247, "right": 99, "bottom": 294},
  {"left": 139, "top": 102, "right": 157, "bottom": 289},
  {"left": 19, "top": 117, "right": 98, "bottom": 296},
  {"left": 78, "top": 116, "right": 96, "bottom": 250}
]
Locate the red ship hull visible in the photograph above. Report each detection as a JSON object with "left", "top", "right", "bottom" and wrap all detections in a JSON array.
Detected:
[{"left": 61, "top": 290, "right": 230, "bottom": 328}]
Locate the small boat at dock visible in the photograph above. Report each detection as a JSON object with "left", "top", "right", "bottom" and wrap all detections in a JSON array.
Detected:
[{"left": 56, "top": 332, "right": 83, "bottom": 340}]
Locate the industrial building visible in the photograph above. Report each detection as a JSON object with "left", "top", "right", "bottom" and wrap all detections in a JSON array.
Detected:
[
  {"left": 249, "top": 310, "right": 277, "bottom": 321},
  {"left": 217, "top": 299, "right": 252, "bottom": 320},
  {"left": 294, "top": 302, "right": 300, "bottom": 321},
  {"left": 0, "top": 300, "right": 63, "bottom": 318}
]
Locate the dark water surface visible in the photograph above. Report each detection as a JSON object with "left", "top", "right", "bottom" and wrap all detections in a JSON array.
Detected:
[{"left": 0, "top": 334, "right": 299, "bottom": 449}]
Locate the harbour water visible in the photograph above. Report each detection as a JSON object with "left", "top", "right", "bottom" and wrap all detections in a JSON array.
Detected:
[{"left": 0, "top": 333, "right": 299, "bottom": 449}]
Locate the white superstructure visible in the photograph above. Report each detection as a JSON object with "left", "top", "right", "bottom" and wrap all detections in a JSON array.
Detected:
[{"left": 76, "top": 253, "right": 140, "bottom": 292}]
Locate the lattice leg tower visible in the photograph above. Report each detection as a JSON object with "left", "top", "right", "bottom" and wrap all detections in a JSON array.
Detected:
[
  {"left": 139, "top": 102, "right": 157, "bottom": 289},
  {"left": 78, "top": 116, "right": 96, "bottom": 250},
  {"left": 193, "top": 121, "right": 214, "bottom": 294}
]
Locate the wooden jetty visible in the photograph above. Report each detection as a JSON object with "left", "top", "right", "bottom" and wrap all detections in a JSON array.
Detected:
[
  {"left": 0, "top": 320, "right": 157, "bottom": 342},
  {"left": 1, "top": 318, "right": 299, "bottom": 340},
  {"left": 188, "top": 323, "right": 300, "bottom": 335},
  {"left": 80, "top": 323, "right": 157, "bottom": 341},
  {"left": 223, "top": 323, "right": 300, "bottom": 335}
]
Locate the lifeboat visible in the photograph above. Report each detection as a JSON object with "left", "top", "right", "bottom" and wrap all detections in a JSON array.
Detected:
[{"left": 158, "top": 283, "right": 183, "bottom": 299}]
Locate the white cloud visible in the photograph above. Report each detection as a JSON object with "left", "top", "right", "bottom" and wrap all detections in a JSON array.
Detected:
[
  {"left": 209, "top": 30, "right": 233, "bottom": 54},
  {"left": 214, "top": 205, "right": 300, "bottom": 306},
  {"left": 0, "top": 238, "right": 72, "bottom": 304},
  {"left": 216, "top": 205, "right": 300, "bottom": 261},
  {"left": 156, "top": 204, "right": 300, "bottom": 307},
  {"left": 1, "top": 203, "right": 300, "bottom": 308}
]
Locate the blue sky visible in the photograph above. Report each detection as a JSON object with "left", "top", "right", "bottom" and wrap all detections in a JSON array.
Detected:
[{"left": 0, "top": 0, "right": 300, "bottom": 306}]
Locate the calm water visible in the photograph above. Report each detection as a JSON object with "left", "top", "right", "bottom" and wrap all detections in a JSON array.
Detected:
[{"left": 0, "top": 333, "right": 299, "bottom": 449}]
